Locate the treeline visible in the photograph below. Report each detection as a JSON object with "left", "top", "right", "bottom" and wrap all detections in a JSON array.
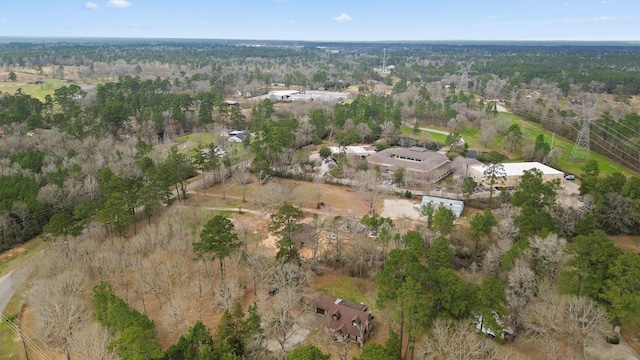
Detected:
[
  {"left": 3, "top": 40, "right": 639, "bottom": 94},
  {"left": 0, "top": 126, "right": 197, "bottom": 250},
  {"left": 0, "top": 40, "right": 321, "bottom": 67},
  {"left": 579, "top": 159, "right": 640, "bottom": 235},
  {"left": 93, "top": 281, "right": 262, "bottom": 360},
  {"left": 391, "top": 44, "right": 640, "bottom": 95}
]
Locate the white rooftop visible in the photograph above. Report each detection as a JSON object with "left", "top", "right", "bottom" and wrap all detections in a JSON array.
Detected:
[
  {"left": 329, "top": 146, "right": 376, "bottom": 155},
  {"left": 470, "top": 162, "right": 563, "bottom": 177},
  {"left": 270, "top": 90, "right": 301, "bottom": 97},
  {"left": 421, "top": 196, "right": 465, "bottom": 217}
]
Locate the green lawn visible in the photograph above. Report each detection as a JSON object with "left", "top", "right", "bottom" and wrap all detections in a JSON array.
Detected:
[
  {"left": 460, "top": 112, "right": 640, "bottom": 179},
  {"left": 173, "top": 132, "right": 216, "bottom": 145},
  {"left": 0, "top": 79, "right": 66, "bottom": 101},
  {"left": 313, "top": 274, "right": 378, "bottom": 311},
  {"left": 0, "top": 292, "right": 27, "bottom": 360},
  {"left": 399, "top": 125, "right": 448, "bottom": 144}
]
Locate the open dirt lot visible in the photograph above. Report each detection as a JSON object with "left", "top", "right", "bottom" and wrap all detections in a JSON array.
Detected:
[{"left": 380, "top": 198, "right": 423, "bottom": 220}]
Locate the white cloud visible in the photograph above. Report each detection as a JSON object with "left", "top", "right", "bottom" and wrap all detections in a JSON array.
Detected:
[
  {"left": 286, "top": 19, "right": 295, "bottom": 23},
  {"left": 85, "top": 2, "right": 99, "bottom": 9},
  {"left": 332, "top": 13, "right": 353, "bottom": 22},
  {"left": 106, "top": 0, "right": 132, "bottom": 8},
  {"left": 592, "top": 16, "right": 614, "bottom": 21}
]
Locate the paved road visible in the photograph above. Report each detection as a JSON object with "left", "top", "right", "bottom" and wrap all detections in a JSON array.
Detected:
[
  {"left": 0, "top": 271, "right": 16, "bottom": 315},
  {"left": 413, "top": 125, "right": 465, "bottom": 154}
]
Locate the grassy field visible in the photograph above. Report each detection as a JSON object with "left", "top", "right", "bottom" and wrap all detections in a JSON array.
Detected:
[
  {"left": 0, "top": 79, "right": 67, "bottom": 102},
  {"left": 313, "top": 272, "right": 378, "bottom": 311},
  {"left": 399, "top": 125, "right": 449, "bottom": 143},
  {"left": 459, "top": 112, "right": 640, "bottom": 179},
  {"left": 0, "top": 301, "right": 27, "bottom": 360},
  {"left": 173, "top": 132, "right": 216, "bottom": 145}
]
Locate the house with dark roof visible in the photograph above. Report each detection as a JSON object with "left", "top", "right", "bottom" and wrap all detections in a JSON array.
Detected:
[
  {"left": 366, "top": 147, "right": 452, "bottom": 184},
  {"left": 221, "top": 129, "right": 249, "bottom": 143},
  {"left": 314, "top": 294, "right": 374, "bottom": 348}
]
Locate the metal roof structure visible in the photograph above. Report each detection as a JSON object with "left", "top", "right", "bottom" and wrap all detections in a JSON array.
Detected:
[
  {"left": 469, "top": 162, "right": 563, "bottom": 177},
  {"left": 420, "top": 195, "right": 465, "bottom": 217}
]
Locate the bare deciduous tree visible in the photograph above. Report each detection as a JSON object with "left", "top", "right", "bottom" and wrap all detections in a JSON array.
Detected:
[
  {"left": 523, "top": 290, "right": 610, "bottom": 360},
  {"left": 448, "top": 113, "right": 470, "bottom": 132},
  {"left": 163, "top": 294, "right": 197, "bottom": 337},
  {"left": 355, "top": 170, "right": 385, "bottom": 214},
  {"left": 261, "top": 181, "right": 297, "bottom": 212},
  {"left": 526, "top": 233, "right": 566, "bottom": 285},
  {"left": 418, "top": 319, "right": 498, "bottom": 360},
  {"left": 380, "top": 121, "right": 398, "bottom": 143},
  {"left": 233, "top": 165, "right": 252, "bottom": 202},
  {"left": 264, "top": 286, "right": 310, "bottom": 358},
  {"left": 214, "top": 275, "right": 244, "bottom": 311},
  {"left": 29, "top": 271, "right": 89, "bottom": 360},
  {"left": 71, "top": 323, "right": 117, "bottom": 360},
  {"left": 507, "top": 259, "right": 537, "bottom": 334},
  {"left": 479, "top": 118, "right": 499, "bottom": 147}
]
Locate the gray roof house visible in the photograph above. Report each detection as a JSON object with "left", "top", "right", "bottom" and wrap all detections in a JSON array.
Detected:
[{"left": 367, "top": 147, "right": 452, "bottom": 184}]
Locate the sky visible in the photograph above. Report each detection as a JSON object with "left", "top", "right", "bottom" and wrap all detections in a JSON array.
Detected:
[{"left": 0, "top": 0, "right": 638, "bottom": 42}]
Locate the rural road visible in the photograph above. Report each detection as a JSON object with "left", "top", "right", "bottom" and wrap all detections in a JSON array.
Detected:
[{"left": 0, "top": 271, "right": 16, "bottom": 315}]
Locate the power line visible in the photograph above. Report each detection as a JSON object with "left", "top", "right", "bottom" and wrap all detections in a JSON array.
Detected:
[
  {"left": 470, "top": 76, "right": 640, "bottom": 171},
  {"left": 503, "top": 97, "right": 640, "bottom": 172},
  {"left": 590, "top": 122, "right": 640, "bottom": 155},
  {"left": 1, "top": 314, "right": 52, "bottom": 360}
]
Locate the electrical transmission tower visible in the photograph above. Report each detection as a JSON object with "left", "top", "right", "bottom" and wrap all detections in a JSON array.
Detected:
[
  {"left": 456, "top": 61, "right": 474, "bottom": 92},
  {"left": 571, "top": 100, "right": 598, "bottom": 161},
  {"left": 382, "top": 48, "right": 386, "bottom": 71}
]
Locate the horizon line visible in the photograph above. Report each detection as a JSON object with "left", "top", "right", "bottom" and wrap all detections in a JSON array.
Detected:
[{"left": 0, "top": 36, "right": 639, "bottom": 45}]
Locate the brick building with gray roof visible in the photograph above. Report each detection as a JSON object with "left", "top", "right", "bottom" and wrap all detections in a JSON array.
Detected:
[{"left": 366, "top": 147, "right": 452, "bottom": 184}]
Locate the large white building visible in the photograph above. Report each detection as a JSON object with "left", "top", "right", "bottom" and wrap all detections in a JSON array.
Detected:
[
  {"left": 329, "top": 145, "right": 377, "bottom": 159},
  {"left": 468, "top": 162, "right": 564, "bottom": 188}
]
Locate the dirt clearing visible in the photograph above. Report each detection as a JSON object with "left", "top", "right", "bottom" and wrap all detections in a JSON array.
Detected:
[{"left": 380, "top": 199, "right": 423, "bottom": 220}]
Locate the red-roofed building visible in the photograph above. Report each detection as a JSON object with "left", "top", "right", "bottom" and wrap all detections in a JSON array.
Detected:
[{"left": 314, "top": 294, "right": 374, "bottom": 347}]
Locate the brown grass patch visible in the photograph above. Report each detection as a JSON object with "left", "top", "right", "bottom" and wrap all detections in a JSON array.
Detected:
[
  {"left": 0, "top": 247, "right": 26, "bottom": 262},
  {"left": 609, "top": 235, "right": 640, "bottom": 253}
]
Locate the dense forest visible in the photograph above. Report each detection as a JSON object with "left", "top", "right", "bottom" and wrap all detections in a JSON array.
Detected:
[{"left": 1, "top": 39, "right": 639, "bottom": 360}]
